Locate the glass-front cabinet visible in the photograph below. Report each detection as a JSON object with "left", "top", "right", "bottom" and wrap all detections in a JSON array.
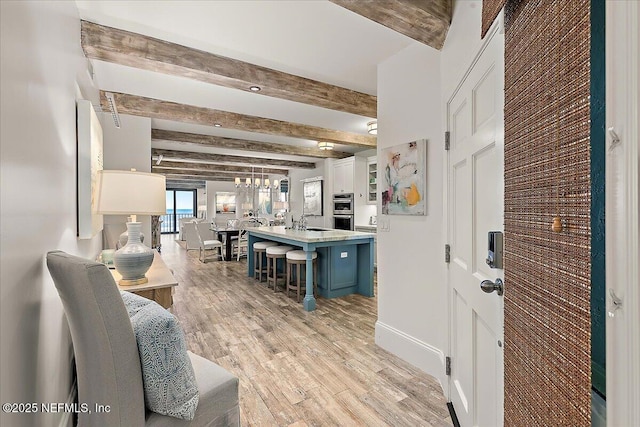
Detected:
[{"left": 367, "top": 156, "right": 377, "bottom": 204}]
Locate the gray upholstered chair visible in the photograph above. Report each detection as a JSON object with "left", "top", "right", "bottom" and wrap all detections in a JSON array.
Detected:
[{"left": 46, "top": 251, "right": 240, "bottom": 426}]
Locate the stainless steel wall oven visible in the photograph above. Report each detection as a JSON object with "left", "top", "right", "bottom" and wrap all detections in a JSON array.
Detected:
[{"left": 332, "top": 193, "right": 354, "bottom": 230}]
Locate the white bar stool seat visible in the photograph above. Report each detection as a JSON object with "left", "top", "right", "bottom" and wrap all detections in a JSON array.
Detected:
[
  {"left": 286, "top": 250, "right": 318, "bottom": 302},
  {"left": 266, "top": 245, "right": 294, "bottom": 291},
  {"left": 253, "top": 241, "right": 279, "bottom": 281},
  {"left": 286, "top": 250, "right": 318, "bottom": 261}
]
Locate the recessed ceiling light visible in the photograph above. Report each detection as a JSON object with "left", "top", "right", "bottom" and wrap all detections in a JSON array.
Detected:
[
  {"left": 214, "top": 123, "right": 222, "bottom": 127},
  {"left": 249, "top": 86, "right": 261, "bottom": 92}
]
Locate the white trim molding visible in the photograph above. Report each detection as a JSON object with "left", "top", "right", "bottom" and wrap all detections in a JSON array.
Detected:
[
  {"left": 375, "top": 321, "right": 447, "bottom": 393},
  {"left": 605, "top": 1, "right": 640, "bottom": 426}
]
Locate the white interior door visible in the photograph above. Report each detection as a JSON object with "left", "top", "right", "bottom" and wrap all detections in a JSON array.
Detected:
[{"left": 446, "top": 22, "right": 504, "bottom": 427}]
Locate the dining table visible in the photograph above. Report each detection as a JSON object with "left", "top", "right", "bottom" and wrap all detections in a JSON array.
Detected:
[{"left": 213, "top": 227, "right": 240, "bottom": 261}]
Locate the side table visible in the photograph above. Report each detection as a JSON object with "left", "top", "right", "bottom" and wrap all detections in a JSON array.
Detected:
[{"left": 111, "top": 252, "right": 178, "bottom": 309}]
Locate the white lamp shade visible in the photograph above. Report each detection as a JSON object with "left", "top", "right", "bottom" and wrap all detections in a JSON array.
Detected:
[{"left": 95, "top": 170, "right": 166, "bottom": 215}]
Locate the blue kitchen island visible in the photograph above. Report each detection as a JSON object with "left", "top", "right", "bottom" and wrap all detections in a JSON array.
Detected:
[{"left": 247, "top": 226, "right": 375, "bottom": 311}]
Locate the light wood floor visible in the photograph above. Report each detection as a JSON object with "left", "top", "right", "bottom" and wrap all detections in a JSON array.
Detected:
[{"left": 161, "top": 235, "right": 452, "bottom": 427}]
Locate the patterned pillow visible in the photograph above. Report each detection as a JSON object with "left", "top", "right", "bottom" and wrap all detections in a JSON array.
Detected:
[{"left": 120, "top": 291, "right": 199, "bottom": 420}]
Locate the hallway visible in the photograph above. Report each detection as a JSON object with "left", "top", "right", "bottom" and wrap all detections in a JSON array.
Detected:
[{"left": 159, "top": 234, "right": 451, "bottom": 426}]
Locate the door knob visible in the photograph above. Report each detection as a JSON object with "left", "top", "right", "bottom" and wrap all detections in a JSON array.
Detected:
[{"left": 480, "top": 278, "right": 504, "bottom": 296}]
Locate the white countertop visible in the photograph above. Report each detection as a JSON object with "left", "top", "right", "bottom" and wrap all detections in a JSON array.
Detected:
[
  {"left": 355, "top": 224, "right": 377, "bottom": 231},
  {"left": 248, "top": 226, "right": 375, "bottom": 243}
]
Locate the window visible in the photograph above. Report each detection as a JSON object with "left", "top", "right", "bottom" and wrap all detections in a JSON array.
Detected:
[{"left": 161, "top": 189, "right": 196, "bottom": 233}]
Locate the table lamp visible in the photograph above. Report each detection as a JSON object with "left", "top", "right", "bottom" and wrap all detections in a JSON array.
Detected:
[{"left": 95, "top": 169, "right": 166, "bottom": 285}]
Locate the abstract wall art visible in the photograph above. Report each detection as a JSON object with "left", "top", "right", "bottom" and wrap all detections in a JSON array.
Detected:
[{"left": 381, "top": 139, "right": 427, "bottom": 215}]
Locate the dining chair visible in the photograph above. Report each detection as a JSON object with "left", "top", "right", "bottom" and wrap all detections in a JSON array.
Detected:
[
  {"left": 179, "top": 216, "right": 197, "bottom": 240},
  {"left": 232, "top": 220, "right": 258, "bottom": 260},
  {"left": 183, "top": 222, "right": 200, "bottom": 252},
  {"left": 209, "top": 222, "right": 225, "bottom": 246},
  {"left": 195, "top": 221, "right": 224, "bottom": 262}
]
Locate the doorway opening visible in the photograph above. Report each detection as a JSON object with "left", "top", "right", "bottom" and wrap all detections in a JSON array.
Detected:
[{"left": 162, "top": 189, "right": 197, "bottom": 234}]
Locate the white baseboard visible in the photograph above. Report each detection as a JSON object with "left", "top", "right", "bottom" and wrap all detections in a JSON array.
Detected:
[{"left": 375, "top": 321, "right": 448, "bottom": 393}]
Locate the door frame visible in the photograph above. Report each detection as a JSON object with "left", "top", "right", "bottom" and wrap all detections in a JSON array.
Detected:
[
  {"left": 443, "top": 11, "right": 505, "bottom": 419},
  {"left": 605, "top": 1, "right": 640, "bottom": 426}
]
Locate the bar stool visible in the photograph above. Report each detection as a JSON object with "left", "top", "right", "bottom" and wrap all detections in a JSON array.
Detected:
[
  {"left": 266, "top": 245, "right": 293, "bottom": 292},
  {"left": 253, "top": 241, "right": 279, "bottom": 282},
  {"left": 286, "top": 250, "right": 318, "bottom": 302}
]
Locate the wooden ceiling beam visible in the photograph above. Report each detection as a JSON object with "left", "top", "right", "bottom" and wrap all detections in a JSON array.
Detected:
[
  {"left": 152, "top": 129, "right": 351, "bottom": 160},
  {"left": 166, "top": 180, "right": 206, "bottom": 189},
  {"left": 152, "top": 149, "right": 312, "bottom": 170},
  {"left": 82, "top": 20, "right": 377, "bottom": 117},
  {"left": 101, "top": 91, "right": 376, "bottom": 148},
  {"left": 329, "top": 0, "right": 452, "bottom": 50},
  {"left": 160, "top": 171, "right": 285, "bottom": 184},
  {"left": 153, "top": 161, "right": 286, "bottom": 175},
  {"left": 158, "top": 171, "right": 236, "bottom": 182}
]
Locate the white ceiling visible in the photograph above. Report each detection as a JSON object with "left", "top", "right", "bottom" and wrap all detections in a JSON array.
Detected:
[{"left": 75, "top": 0, "right": 418, "bottom": 165}]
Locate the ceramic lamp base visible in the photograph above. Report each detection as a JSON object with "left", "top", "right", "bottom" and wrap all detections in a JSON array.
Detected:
[
  {"left": 114, "top": 222, "right": 154, "bottom": 284},
  {"left": 118, "top": 230, "right": 145, "bottom": 248},
  {"left": 118, "top": 277, "right": 149, "bottom": 286}
]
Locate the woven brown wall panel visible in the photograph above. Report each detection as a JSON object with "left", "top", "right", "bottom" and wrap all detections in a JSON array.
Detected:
[
  {"left": 482, "top": 0, "right": 507, "bottom": 37},
  {"left": 504, "top": 0, "right": 591, "bottom": 425}
]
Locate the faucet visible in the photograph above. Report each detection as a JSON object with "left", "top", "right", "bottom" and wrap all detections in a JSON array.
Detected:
[{"left": 298, "top": 214, "right": 308, "bottom": 231}]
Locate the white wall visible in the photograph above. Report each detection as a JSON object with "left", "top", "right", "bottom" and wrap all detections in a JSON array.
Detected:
[
  {"left": 0, "top": 2, "right": 100, "bottom": 426},
  {"left": 374, "top": 0, "right": 485, "bottom": 391},
  {"left": 196, "top": 187, "right": 206, "bottom": 218},
  {"left": 206, "top": 180, "right": 239, "bottom": 224},
  {"left": 375, "top": 42, "right": 447, "bottom": 383},
  {"left": 101, "top": 113, "right": 153, "bottom": 243},
  {"left": 289, "top": 163, "right": 329, "bottom": 228},
  {"left": 440, "top": 1, "right": 484, "bottom": 99}
]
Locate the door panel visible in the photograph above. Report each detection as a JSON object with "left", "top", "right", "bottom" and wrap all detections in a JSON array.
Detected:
[
  {"left": 447, "top": 23, "right": 504, "bottom": 427},
  {"left": 453, "top": 290, "right": 471, "bottom": 412},
  {"left": 472, "top": 65, "right": 497, "bottom": 133},
  {"left": 474, "top": 312, "right": 498, "bottom": 426},
  {"left": 474, "top": 144, "right": 499, "bottom": 278},
  {"left": 453, "top": 100, "right": 471, "bottom": 151},
  {"left": 453, "top": 159, "right": 471, "bottom": 267}
]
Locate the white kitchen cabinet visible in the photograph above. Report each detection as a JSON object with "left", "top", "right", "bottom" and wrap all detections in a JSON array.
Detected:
[
  {"left": 333, "top": 158, "right": 353, "bottom": 194},
  {"left": 366, "top": 156, "right": 377, "bottom": 204},
  {"left": 332, "top": 156, "right": 365, "bottom": 195}
]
